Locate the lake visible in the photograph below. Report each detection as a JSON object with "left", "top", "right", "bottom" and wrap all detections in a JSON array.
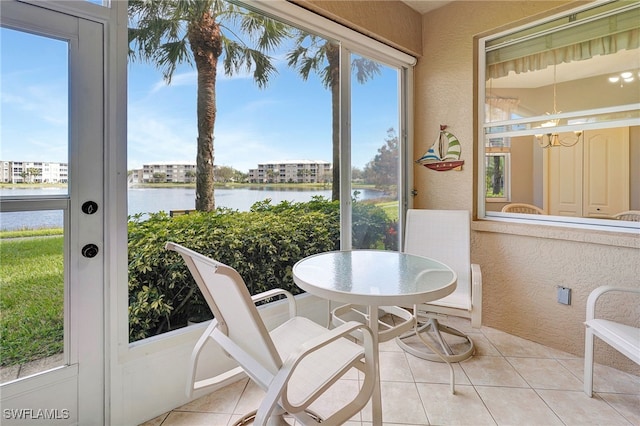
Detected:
[{"left": 0, "top": 186, "right": 383, "bottom": 231}]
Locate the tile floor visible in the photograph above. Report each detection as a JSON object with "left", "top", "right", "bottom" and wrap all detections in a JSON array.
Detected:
[{"left": 141, "top": 317, "right": 640, "bottom": 425}]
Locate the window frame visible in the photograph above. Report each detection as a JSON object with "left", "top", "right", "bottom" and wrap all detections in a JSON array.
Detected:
[
  {"left": 476, "top": 1, "right": 640, "bottom": 232},
  {"left": 484, "top": 150, "right": 510, "bottom": 203},
  {"left": 243, "top": 0, "right": 416, "bottom": 249},
  {"left": 121, "top": 0, "right": 417, "bottom": 348}
]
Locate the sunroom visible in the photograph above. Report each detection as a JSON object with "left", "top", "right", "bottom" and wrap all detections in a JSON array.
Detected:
[{"left": 0, "top": 0, "right": 638, "bottom": 425}]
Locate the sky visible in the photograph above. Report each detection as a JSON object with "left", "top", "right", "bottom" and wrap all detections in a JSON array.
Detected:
[{"left": 1, "top": 13, "right": 400, "bottom": 174}]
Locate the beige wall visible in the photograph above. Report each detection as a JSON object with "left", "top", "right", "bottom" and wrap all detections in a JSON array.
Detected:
[
  {"left": 292, "top": 0, "right": 640, "bottom": 374},
  {"left": 418, "top": 0, "right": 639, "bottom": 374},
  {"left": 289, "top": 0, "right": 422, "bottom": 56}
]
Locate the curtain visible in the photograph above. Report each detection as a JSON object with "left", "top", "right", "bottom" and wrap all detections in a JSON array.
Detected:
[
  {"left": 486, "top": 5, "right": 640, "bottom": 80},
  {"left": 488, "top": 29, "right": 639, "bottom": 80}
]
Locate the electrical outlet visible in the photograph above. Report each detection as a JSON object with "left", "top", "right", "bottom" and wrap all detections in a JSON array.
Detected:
[{"left": 557, "top": 286, "right": 571, "bottom": 305}]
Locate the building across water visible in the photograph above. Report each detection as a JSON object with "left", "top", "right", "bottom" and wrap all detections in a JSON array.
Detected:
[
  {"left": 248, "top": 160, "right": 331, "bottom": 184},
  {"left": 128, "top": 162, "right": 197, "bottom": 184},
  {"left": 1, "top": 160, "right": 68, "bottom": 184}
]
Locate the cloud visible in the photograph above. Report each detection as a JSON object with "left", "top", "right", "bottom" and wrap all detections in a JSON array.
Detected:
[
  {"left": 1, "top": 83, "right": 68, "bottom": 162},
  {"left": 214, "top": 128, "right": 291, "bottom": 172},
  {"left": 148, "top": 62, "right": 259, "bottom": 94},
  {"left": 2, "top": 84, "right": 67, "bottom": 127},
  {"left": 127, "top": 104, "right": 198, "bottom": 170},
  {"left": 150, "top": 71, "right": 197, "bottom": 93}
]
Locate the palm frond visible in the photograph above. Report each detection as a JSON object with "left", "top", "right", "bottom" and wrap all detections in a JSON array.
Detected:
[
  {"left": 351, "top": 57, "right": 382, "bottom": 84},
  {"left": 286, "top": 33, "right": 333, "bottom": 88},
  {"left": 222, "top": 38, "right": 278, "bottom": 89},
  {"left": 240, "top": 12, "right": 291, "bottom": 52}
]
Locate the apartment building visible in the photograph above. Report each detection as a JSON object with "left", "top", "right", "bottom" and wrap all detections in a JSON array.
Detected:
[
  {"left": 130, "top": 163, "right": 197, "bottom": 184},
  {"left": 0, "top": 160, "right": 68, "bottom": 183},
  {"left": 248, "top": 160, "right": 331, "bottom": 183}
]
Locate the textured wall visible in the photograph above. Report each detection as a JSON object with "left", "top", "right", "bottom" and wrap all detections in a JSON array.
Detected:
[
  {"left": 416, "top": 0, "right": 640, "bottom": 374},
  {"left": 289, "top": 0, "right": 422, "bottom": 56}
]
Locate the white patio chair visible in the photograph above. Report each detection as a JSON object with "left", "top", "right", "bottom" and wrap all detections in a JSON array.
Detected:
[
  {"left": 501, "top": 203, "right": 545, "bottom": 214},
  {"left": 396, "top": 209, "right": 482, "bottom": 364},
  {"left": 584, "top": 286, "right": 640, "bottom": 397},
  {"left": 612, "top": 210, "right": 640, "bottom": 222},
  {"left": 166, "top": 242, "right": 376, "bottom": 425}
]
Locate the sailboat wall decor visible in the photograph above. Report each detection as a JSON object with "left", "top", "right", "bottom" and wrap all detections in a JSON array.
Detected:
[{"left": 416, "top": 125, "right": 464, "bottom": 171}]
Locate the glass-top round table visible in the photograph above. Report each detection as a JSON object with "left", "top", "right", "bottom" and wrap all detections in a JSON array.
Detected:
[
  {"left": 292, "top": 250, "right": 457, "bottom": 425},
  {"left": 292, "top": 249, "right": 457, "bottom": 306}
]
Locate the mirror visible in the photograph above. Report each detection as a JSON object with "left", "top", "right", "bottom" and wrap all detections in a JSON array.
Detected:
[{"left": 481, "top": 1, "right": 639, "bottom": 221}]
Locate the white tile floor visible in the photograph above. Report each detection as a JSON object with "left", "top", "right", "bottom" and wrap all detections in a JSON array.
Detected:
[{"left": 141, "top": 318, "right": 640, "bottom": 425}]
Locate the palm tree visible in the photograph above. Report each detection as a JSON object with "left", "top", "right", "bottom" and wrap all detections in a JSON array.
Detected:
[
  {"left": 128, "top": 0, "right": 290, "bottom": 211},
  {"left": 287, "top": 34, "right": 381, "bottom": 201}
]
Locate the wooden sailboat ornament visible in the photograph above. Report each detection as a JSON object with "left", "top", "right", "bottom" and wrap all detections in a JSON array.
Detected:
[{"left": 416, "top": 125, "right": 464, "bottom": 171}]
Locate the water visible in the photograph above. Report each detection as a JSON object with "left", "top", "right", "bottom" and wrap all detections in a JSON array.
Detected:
[{"left": 0, "top": 186, "right": 384, "bottom": 230}]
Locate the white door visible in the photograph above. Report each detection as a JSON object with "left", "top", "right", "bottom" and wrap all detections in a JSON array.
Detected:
[
  {"left": 546, "top": 133, "right": 583, "bottom": 216},
  {"left": 0, "top": 1, "right": 104, "bottom": 424},
  {"left": 545, "top": 128, "right": 630, "bottom": 218},
  {"left": 583, "top": 127, "right": 630, "bottom": 217}
]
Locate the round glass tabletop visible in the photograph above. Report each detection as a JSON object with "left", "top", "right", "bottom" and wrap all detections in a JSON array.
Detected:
[{"left": 292, "top": 250, "right": 457, "bottom": 306}]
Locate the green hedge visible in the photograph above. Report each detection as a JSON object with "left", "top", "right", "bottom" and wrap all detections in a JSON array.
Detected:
[{"left": 128, "top": 197, "right": 396, "bottom": 341}]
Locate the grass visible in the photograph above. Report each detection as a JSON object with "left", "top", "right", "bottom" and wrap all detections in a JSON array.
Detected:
[
  {"left": 0, "top": 196, "right": 396, "bottom": 366},
  {"left": 377, "top": 201, "right": 399, "bottom": 222},
  {"left": 0, "top": 228, "right": 63, "bottom": 239},
  {"left": 0, "top": 236, "right": 64, "bottom": 366}
]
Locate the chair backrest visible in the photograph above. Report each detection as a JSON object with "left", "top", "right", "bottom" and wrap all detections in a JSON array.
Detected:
[
  {"left": 165, "top": 242, "right": 282, "bottom": 375},
  {"left": 613, "top": 210, "right": 640, "bottom": 222},
  {"left": 501, "top": 203, "right": 545, "bottom": 214},
  {"left": 403, "top": 209, "right": 470, "bottom": 307}
]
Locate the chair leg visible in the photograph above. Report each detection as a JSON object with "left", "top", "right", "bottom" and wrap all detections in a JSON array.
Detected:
[
  {"left": 584, "top": 328, "right": 595, "bottom": 397},
  {"left": 403, "top": 322, "right": 456, "bottom": 394},
  {"left": 397, "top": 318, "right": 475, "bottom": 363}
]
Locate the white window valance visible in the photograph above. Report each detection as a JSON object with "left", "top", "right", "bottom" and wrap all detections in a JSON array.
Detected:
[{"left": 486, "top": 4, "right": 639, "bottom": 80}]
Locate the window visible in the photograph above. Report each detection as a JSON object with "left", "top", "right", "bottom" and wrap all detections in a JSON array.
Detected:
[
  {"left": 126, "top": 0, "right": 414, "bottom": 341},
  {"left": 478, "top": 0, "right": 640, "bottom": 227}
]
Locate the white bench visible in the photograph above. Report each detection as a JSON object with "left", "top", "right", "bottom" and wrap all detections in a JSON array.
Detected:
[{"left": 584, "top": 286, "right": 640, "bottom": 397}]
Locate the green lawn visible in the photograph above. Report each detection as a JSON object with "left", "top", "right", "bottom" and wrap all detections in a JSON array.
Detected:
[
  {"left": 0, "top": 236, "right": 64, "bottom": 366},
  {"left": 377, "top": 201, "right": 399, "bottom": 222}
]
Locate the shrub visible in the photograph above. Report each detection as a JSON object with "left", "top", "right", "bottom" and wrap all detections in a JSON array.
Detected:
[{"left": 128, "top": 197, "right": 393, "bottom": 341}]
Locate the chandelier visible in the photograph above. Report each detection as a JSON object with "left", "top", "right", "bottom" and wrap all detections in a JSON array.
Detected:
[{"left": 534, "top": 64, "right": 583, "bottom": 148}]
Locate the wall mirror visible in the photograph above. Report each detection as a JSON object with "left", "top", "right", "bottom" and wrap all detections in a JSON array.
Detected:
[{"left": 479, "top": 0, "right": 639, "bottom": 225}]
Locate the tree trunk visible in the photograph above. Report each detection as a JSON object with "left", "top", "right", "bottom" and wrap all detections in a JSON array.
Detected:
[
  {"left": 492, "top": 155, "right": 502, "bottom": 195},
  {"left": 326, "top": 43, "right": 340, "bottom": 202},
  {"left": 188, "top": 12, "right": 222, "bottom": 212}
]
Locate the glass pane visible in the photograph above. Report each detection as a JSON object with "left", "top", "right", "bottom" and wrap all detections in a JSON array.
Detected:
[
  {"left": 0, "top": 211, "right": 65, "bottom": 383},
  {"left": 485, "top": 155, "right": 507, "bottom": 199},
  {"left": 0, "top": 28, "right": 69, "bottom": 193},
  {"left": 127, "top": 1, "right": 340, "bottom": 341},
  {"left": 482, "top": 4, "right": 640, "bottom": 221},
  {"left": 0, "top": 27, "right": 68, "bottom": 382},
  {"left": 351, "top": 54, "right": 400, "bottom": 250}
]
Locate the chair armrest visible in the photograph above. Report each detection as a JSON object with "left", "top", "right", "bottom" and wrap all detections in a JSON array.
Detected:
[
  {"left": 271, "top": 321, "right": 375, "bottom": 405},
  {"left": 256, "top": 321, "right": 376, "bottom": 423},
  {"left": 252, "top": 288, "right": 297, "bottom": 318},
  {"left": 295, "top": 320, "right": 375, "bottom": 361},
  {"left": 471, "top": 263, "right": 482, "bottom": 328},
  {"left": 586, "top": 286, "right": 640, "bottom": 321}
]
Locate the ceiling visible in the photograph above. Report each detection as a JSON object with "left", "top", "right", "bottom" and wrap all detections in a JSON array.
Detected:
[{"left": 400, "top": 0, "right": 453, "bottom": 14}]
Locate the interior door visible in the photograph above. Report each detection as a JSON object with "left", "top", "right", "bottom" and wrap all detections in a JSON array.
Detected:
[
  {"left": 0, "top": 1, "right": 104, "bottom": 424},
  {"left": 545, "top": 128, "right": 630, "bottom": 218},
  {"left": 546, "top": 133, "right": 583, "bottom": 217},
  {"left": 583, "top": 127, "right": 630, "bottom": 217}
]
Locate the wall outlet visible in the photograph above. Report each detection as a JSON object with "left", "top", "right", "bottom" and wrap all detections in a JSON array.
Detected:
[{"left": 557, "top": 286, "right": 571, "bottom": 305}]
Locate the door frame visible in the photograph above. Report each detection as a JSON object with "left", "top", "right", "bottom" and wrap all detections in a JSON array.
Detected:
[{"left": 0, "top": 1, "right": 105, "bottom": 423}]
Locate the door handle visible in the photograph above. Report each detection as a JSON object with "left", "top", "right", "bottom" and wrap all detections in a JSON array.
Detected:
[{"left": 81, "top": 244, "right": 99, "bottom": 258}]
